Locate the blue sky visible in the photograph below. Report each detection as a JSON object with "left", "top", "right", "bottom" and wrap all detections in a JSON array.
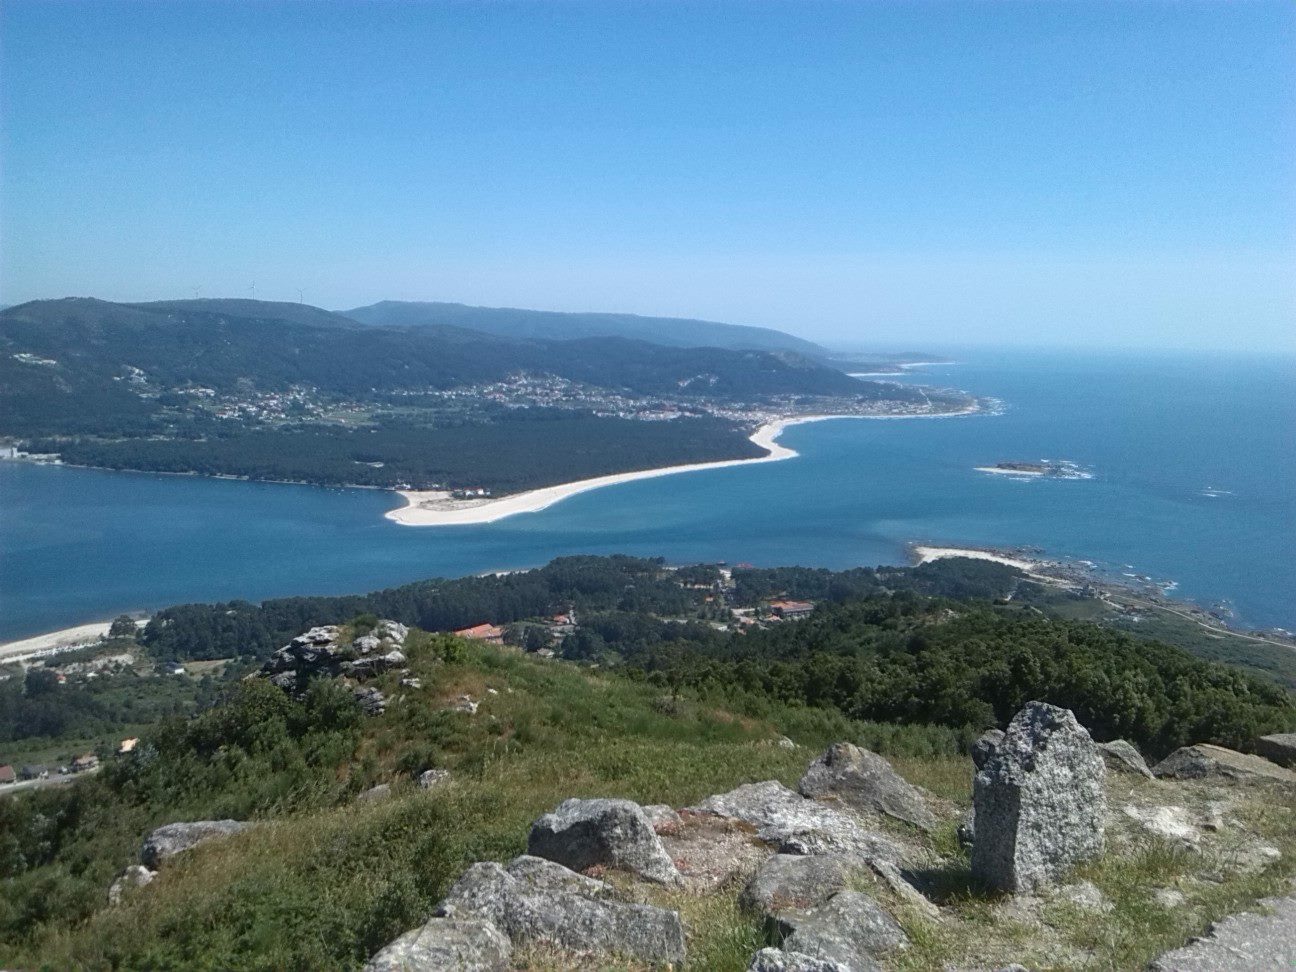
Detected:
[{"left": 2, "top": 1, "right": 1292, "bottom": 350}]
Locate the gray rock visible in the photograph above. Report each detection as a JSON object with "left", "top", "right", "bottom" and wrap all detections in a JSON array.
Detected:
[
  {"left": 740, "top": 854, "right": 852, "bottom": 918},
  {"left": 450, "top": 695, "right": 479, "bottom": 715},
  {"left": 972, "top": 729, "right": 1005, "bottom": 770},
  {"left": 417, "top": 768, "right": 450, "bottom": 790},
  {"left": 690, "top": 780, "right": 904, "bottom": 866},
  {"left": 642, "top": 803, "right": 683, "bottom": 834},
  {"left": 748, "top": 947, "right": 852, "bottom": 972},
  {"left": 358, "top": 783, "right": 392, "bottom": 803},
  {"left": 352, "top": 634, "right": 382, "bottom": 653},
  {"left": 1054, "top": 879, "right": 1111, "bottom": 913},
  {"left": 364, "top": 917, "right": 509, "bottom": 971},
  {"left": 1148, "top": 892, "right": 1296, "bottom": 970},
  {"left": 778, "top": 736, "right": 798, "bottom": 750},
  {"left": 799, "top": 743, "right": 937, "bottom": 831},
  {"left": 1154, "top": 888, "right": 1186, "bottom": 909},
  {"left": 527, "top": 797, "right": 680, "bottom": 884},
  {"left": 141, "top": 819, "right": 251, "bottom": 868},
  {"left": 436, "top": 859, "right": 686, "bottom": 965},
  {"left": 1098, "top": 739, "right": 1155, "bottom": 779},
  {"left": 353, "top": 686, "right": 387, "bottom": 715},
  {"left": 776, "top": 890, "right": 907, "bottom": 972},
  {"left": 503, "top": 854, "right": 612, "bottom": 898},
  {"left": 971, "top": 702, "right": 1106, "bottom": 893},
  {"left": 1152, "top": 745, "right": 1296, "bottom": 786},
  {"left": 869, "top": 858, "right": 944, "bottom": 922},
  {"left": 108, "top": 864, "right": 154, "bottom": 904},
  {"left": 1255, "top": 733, "right": 1296, "bottom": 768}
]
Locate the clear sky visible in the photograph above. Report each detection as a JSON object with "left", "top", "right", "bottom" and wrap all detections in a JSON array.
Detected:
[{"left": 2, "top": 1, "right": 1292, "bottom": 351}]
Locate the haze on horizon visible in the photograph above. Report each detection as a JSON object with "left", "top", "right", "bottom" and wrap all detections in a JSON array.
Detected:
[{"left": 1, "top": 1, "right": 1292, "bottom": 353}]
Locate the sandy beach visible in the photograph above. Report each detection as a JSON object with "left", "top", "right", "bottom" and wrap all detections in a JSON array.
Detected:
[
  {"left": 386, "top": 407, "right": 977, "bottom": 527},
  {"left": 974, "top": 465, "right": 1046, "bottom": 477},
  {"left": 911, "top": 545, "right": 1037, "bottom": 571},
  {"left": 0, "top": 620, "right": 114, "bottom": 662}
]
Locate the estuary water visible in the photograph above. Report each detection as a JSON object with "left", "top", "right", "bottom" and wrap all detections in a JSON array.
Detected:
[{"left": 2, "top": 349, "right": 1293, "bottom": 640}]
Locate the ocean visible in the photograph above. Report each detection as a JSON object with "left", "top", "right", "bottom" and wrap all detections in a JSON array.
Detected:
[{"left": 2, "top": 349, "right": 1293, "bottom": 641}]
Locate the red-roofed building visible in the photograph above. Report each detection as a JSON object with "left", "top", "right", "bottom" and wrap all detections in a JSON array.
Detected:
[
  {"left": 0, "top": 765, "right": 15, "bottom": 785},
  {"left": 453, "top": 623, "right": 504, "bottom": 644},
  {"left": 768, "top": 599, "right": 814, "bottom": 619}
]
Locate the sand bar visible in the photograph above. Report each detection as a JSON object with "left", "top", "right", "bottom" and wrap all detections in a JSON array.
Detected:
[{"left": 387, "top": 407, "right": 977, "bottom": 527}]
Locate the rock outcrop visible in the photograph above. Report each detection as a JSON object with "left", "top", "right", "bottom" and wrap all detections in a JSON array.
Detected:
[
  {"left": 363, "top": 918, "right": 509, "bottom": 972},
  {"left": 140, "top": 819, "right": 252, "bottom": 869},
  {"left": 748, "top": 946, "right": 852, "bottom": 971},
  {"left": 740, "top": 853, "right": 853, "bottom": 918},
  {"left": 417, "top": 768, "right": 450, "bottom": 790},
  {"left": 435, "top": 855, "right": 687, "bottom": 965},
  {"left": 798, "top": 742, "right": 937, "bottom": 831},
  {"left": 527, "top": 797, "right": 681, "bottom": 884},
  {"left": 690, "top": 780, "right": 904, "bottom": 866},
  {"left": 775, "top": 889, "right": 907, "bottom": 972},
  {"left": 258, "top": 621, "right": 409, "bottom": 702},
  {"left": 1148, "top": 892, "right": 1296, "bottom": 970},
  {"left": 107, "top": 864, "right": 154, "bottom": 904},
  {"left": 1097, "top": 739, "right": 1154, "bottom": 779},
  {"left": 971, "top": 702, "right": 1106, "bottom": 893},
  {"left": 1152, "top": 745, "right": 1296, "bottom": 786},
  {"left": 1254, "top": 733, "right": 1296, "bottom": 768}
]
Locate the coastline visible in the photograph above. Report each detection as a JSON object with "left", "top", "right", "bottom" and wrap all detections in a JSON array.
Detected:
[
  {"left": 386, "top": 405, "right": 980, "bottom": 527},
  {"left": 0, "top": 620, "right": 114, "bottom": 663}
]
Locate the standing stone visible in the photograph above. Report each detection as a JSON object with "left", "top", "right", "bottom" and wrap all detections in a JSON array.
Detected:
[
  {"left": 971, "top": 702, "right": 1106, "bottom": 893},
  {"left": 527, "top": 798, "right": 680, "bottom": 884},
  {"left": 798, "top": 743, "right": 937, "bottom": 831}
]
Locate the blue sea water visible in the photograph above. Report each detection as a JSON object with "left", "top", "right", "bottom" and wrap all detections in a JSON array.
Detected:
[{"left": 2, "top": 349, "right": 1293, "bottom": 640}]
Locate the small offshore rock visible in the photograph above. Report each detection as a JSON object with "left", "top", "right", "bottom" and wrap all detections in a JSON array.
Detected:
[
  {"left": 971, "top": 702, "right": 1106, "bottom": 893},
  {"left": 748, "top": 947, "right": 852, "bottom": 972},
  {"left": 740, "top": 853, "right": 852, "bottom": 918},
  {"left": 777, "top": 890, "right": 907, "bottom": 972},
  {"left": 1255, "top": 733, "right": 1296, "bottom": 768},
  {"left": 527, "top": 797, "right": 681, "bottom": 884},
  {"left": 417, "top": 768, "right": 451, "bottom": 790},
  {"left": 363, "top": 917, "right": 509, "bottom": 972},
  {"left": 1098, "top": 739, "right": 1155, "bottom": 779},
  {"left": 799, "top": 742, "right": 937, "bottom": 831},
  {"left": 108, "top": 864, "right": 155, "bottom": 904},
  {"left": 141, "top": 820, "right": 251, "bottom": 868},
  {"left": 971, "top": 729, "right": 1005, "bottom": 771}
]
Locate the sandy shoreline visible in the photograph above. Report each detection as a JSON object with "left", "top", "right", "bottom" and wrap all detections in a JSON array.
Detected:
[
  {"left": 911, "top": 545, "right": 1037, "bottom": 571},
  {"left": 386, "top": 406, "right": 978, "bottom": 527},
  {"left": 0, "top": 620, "right": 114, "bottom": 661}
]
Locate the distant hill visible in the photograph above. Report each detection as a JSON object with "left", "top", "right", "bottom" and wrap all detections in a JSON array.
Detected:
[{"left": 341, "top": 300, "right": 828, "bottom": 356}]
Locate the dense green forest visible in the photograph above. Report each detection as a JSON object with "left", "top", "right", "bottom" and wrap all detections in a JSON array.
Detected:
[{"left": 31, "top": 413, "right": 763, "bottom": 492}]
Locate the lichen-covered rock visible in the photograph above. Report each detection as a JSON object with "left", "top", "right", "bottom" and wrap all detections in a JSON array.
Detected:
[
  {"left": 971, "top": 702, "right": 1106, "bottom": 893},
  {"left": 748, "top": 947, "right": 852, "bottom": 972},
  {"left": 1121, "top": 804, "right": 1200, "bottom": 847},
  {"left": 527, "top": 797, "right": 680, "bottom": 884},
  {"left": 957, "top": 808, "right": 976, "bottom": 849},
  {"left": 1148, "top": 892, "right": 1296, "bottom": 970},
  {"left": 108, "top": 864, "right": 155, "bottom": 904},
  {"left": 1255, "top": 733, "right": 1296, "bottom": 768},
  {"left": 363, "top": 917, "right": 509, "bottom": 971},
  {"left": 776, "top": 890, "right": 907, "bottom": 972},
  {"left": 140, "top": 820, "right": 251, "bottom": 868},
  {"left": 740, "top": 854, "right": 852, "bottom": 918},
  {"left": 689, "top": 780, "right": 903, "bottom": 866},
  {"left": 799, "top": 742, "right": 937, "bottom": 831},
  {"left": 1098, "top": 740, "right": 1154, "bottom": 779},
  {"left": 436, "top": 858, "right": 686, "bottom": 964},
  {"left": 1153, "top": 745, "right": 1296, "bottom": 786},
  {"left": 972, "top": 729, "right": 1005, "bottom": 771}
]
